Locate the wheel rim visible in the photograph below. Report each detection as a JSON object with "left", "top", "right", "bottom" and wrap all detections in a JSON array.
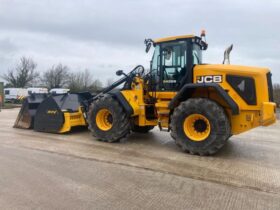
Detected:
[
  {"left": 183, "top": 114, "right": 211, "bottom": 141},
  {"left": 96, "top": 109, "right": 113, "bottom": 131}
]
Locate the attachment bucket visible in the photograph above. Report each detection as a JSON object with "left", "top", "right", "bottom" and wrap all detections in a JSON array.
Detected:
[
  {"left": 13, "top": 94, "right": 48, "bottom": 129},
  {"left": 14, "top": 92, "right": 93, "bottom": 133}
]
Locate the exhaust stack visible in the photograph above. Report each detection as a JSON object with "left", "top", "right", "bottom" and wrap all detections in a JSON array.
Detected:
[{"left": 223, "top": 44, "right": 233, "bottom": 64}]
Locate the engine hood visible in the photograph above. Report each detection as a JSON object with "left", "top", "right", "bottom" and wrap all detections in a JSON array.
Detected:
[{"left": 194, "top": 64, "right": 270, "bottom": 76}]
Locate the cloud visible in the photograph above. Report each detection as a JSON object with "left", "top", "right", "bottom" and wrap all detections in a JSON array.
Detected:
[
  {"left": 0, "top": 30, "right": 150, "bottom": 82},
  {"left": 0, "top": 0, "right": 279, "bottom": 83}
]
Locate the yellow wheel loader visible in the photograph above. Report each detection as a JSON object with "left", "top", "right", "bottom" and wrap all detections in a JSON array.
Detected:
[
  {"left": 15, "top": 32, "right": 276, "bottom": 155},
  {"left": 87, "top": 32, "right": 276, "bottom": 155}
]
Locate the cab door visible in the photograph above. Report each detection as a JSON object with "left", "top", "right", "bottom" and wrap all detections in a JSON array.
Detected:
[{"left": 159, "top": 41, "right": 188, "bottom": 91}]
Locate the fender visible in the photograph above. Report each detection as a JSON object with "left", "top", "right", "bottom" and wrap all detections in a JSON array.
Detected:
[
  {"left": 108, "top": 91, "right": 134, "bottom": 116},
  {"left": 169, "top": 83, "right": 239, "bottom": 115}
]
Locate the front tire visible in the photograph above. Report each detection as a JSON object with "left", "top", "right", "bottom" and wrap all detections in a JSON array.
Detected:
[
  {"left": 87, "top": 95, "right": 131, "bottom": 142},
  {"left": 170, "top": 98, "right": 231, "bottom": 156}
]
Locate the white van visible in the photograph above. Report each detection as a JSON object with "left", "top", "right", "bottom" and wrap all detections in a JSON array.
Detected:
[
  {"left": 4, "top": 88, "right": 28, "bottom": 103},
  {"left": 49, "top": 88, "right": 70, "bottom": 94},
  {"left": 27, "top": 87, "right": 48, "bottom": 95}
]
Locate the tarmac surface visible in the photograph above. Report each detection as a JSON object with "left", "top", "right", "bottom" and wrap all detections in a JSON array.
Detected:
[{"left": 0, "top": 108, "right": 280, "bottom": 210}]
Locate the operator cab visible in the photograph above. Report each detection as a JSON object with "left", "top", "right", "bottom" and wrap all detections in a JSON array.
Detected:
[{"left": 146, "top": 34, "right": 207, "bottom": 91}]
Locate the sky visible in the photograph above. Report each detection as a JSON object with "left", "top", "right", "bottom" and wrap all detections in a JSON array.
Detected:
[{"left": 0, "top": 0, "right": 279, "bottom": 84}]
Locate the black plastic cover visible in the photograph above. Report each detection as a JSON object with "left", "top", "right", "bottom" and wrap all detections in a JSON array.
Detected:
[
  {"left": 34, "top": 96, "right": 65, "bottom": 133},
  {"left": 226, "top": 75, "right": 257, "bottom": 105}
]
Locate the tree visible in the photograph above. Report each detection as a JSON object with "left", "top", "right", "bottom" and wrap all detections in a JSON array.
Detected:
[
  {"left": 4, "top": 83, "right": 13, "bottom": 88},
  {"left": 1, "top": 57, "right": 39, "bottom": 88},
  {"left": 41, "top": 64, "right": 69, "bottom": 89},
  {"left": 273, "top": 83, "right": 280, "bottom": 107},
  {"left": 106, "top": 78, "right": 114, "bottom": 87},
  {"left": 90, "top": 79, "right": 103, "bottom": 93},
  {"left": 67, "top": 69, "right": 103, "bottom": 93},
  {"left": 67, "top": 69, "right": 93, "bottom": 92}
]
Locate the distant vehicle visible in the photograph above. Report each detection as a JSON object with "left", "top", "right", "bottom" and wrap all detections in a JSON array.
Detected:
[
  {"left": 4, "top": 88, "right": 28, "bottom": 103},
  {"left": 27, "top": 88, "right": 48, "bottom": 95},
  {"left": 49, "top": 88, "right": 70, "bottom": 95}
]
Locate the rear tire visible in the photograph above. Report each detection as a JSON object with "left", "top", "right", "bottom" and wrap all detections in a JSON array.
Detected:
[
  {"left": 170, "top": 98, "right": 231, "bottom": 156},
  {"left": 131, "top": 125, "right": 154, "bottom": 133},
  {"left": 87, "top": 95, "right": 131, "bottom": 142}
]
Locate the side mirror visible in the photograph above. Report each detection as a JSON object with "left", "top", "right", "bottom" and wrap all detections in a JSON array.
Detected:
[
  {"left": 116, "top": 70, "right": 123, "bottom": 76},
  {"left": 146, "top": 43, "right": 151, "bottom": 53},
  {"left": 144, "top": 39, "right": 154, "bottom": 53}
]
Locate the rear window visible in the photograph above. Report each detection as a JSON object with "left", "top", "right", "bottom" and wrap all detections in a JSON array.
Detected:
[{"left": 5, "top": 90, "right": 10, "bottom": 95}]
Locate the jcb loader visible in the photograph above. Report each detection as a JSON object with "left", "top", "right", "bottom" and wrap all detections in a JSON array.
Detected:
[
  {"left": 87, "top": 32, "right": 276, "bottom": 155},
  {"left": 15, "top": 32, "right": 277, "bottom": 155}
]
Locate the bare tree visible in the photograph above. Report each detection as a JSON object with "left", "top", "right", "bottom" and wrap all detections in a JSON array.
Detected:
[
  {"left": 41, "top": 64, "right": 69, "bottom": 89},
  {"left": 67, "top": 69, "right": 103, "bottom": 93},
  {"left": 90, "top": 79, "right": 103, "bottom": 93},
  {"left": 1, "top": 57, "right": 39, "bottom": 88},
  {"left": 82, "top": 69, "right": 94, "bottom": 89},
  {"left": 106, "top": 78, "right": 114, "bottom": 87},
  {"left": 67, "top": 69, "right": 93, "bottom": 92},
  {"left": 273, "top": 83, "right": 280, "bottom": 107}
]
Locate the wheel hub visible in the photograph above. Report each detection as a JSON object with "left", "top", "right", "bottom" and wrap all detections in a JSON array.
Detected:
[
  {"left": 183, "top": 114, "right": 211, "bottom": 141},
  {"left": 96, "top": 109, "right": 113, "bottom": 131},
  {"left": 194, "top": 119, "right": 207, "bottom": 132}
]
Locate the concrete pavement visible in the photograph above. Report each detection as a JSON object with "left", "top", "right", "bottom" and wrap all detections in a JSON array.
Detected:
[{"left": 0, "top": 108, "right": 280, "bottom": 209}]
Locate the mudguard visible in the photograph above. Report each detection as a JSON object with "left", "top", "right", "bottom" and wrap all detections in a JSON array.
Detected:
[
  {"left": 108, "top": 91, "right": 134, "bottom": 116},
  {"left": 168, "top": 83, "right": 239, "bottom": 115}
]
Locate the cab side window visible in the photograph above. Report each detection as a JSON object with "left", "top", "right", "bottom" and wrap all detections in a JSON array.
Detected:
[
  {"left": 149, "top": 46, "right": 161, "bottom": 91},
  {"left": 151, "top": 46, "right": 160, "bottom": 72}
]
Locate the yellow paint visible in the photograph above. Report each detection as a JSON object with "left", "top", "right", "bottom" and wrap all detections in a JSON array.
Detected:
[
  {"left": 59, "top": 107, "right": 87, "bottom": 133},
  {"left": 193, "top": 64, "right": 277, "bottom": 134},
  {"left": 121, "top": 77, "right": 157, "bottom": 127},
  {"left": 183, "top": 114, "right": 211, "bottom": 141},
  {"left": 154, "top": 92, "right": 176, "bottom": 128},
  {"left": 120, "top": 62, "right": 276, "bottom": 136},
  {"left": 260, "top": 102, "right": 277, "bottom": 126},
  {"left": 95, "top": 109, "right": 113, "bottom": 131},
  {"left": 154, "top": 34, "right": 195, "bottom": 43}
]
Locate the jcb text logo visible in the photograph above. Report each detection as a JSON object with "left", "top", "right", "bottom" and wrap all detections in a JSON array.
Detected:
[{"left": 196, "top": 75, "right": 223, "bottom": 83}]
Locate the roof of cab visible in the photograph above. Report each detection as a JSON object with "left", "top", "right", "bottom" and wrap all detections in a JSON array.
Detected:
[{"left": 154, "top": 34, "right": 195, "bottom": 43}]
